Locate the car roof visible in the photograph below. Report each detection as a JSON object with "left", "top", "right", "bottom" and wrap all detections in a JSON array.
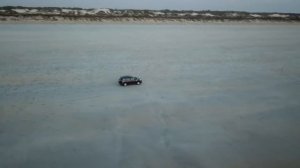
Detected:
[{"left": 120, "top": 75, "right": 134, "bottom": 79}]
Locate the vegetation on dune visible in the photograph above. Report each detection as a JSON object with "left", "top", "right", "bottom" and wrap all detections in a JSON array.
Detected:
[{"left": 0, "top": 6, "right": 299, "bottom": 22}]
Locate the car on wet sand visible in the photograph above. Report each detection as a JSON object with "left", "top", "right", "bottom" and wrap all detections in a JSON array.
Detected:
[{"left": 118, "top": 76, "right": 142, "bottom": 86}]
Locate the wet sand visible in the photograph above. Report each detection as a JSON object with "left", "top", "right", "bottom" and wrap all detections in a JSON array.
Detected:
[{"left": 0, "top": 24, "right": 300, "bottom": 168}]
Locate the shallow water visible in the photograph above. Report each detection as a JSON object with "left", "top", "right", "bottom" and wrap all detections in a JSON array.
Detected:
[{"left": 0, "top": 24, "right": 300, "bottom": 168}]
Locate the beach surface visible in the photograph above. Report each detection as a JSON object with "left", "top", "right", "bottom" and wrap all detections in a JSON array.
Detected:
[{"left": 0, "top": 24, "right": 300, "bottom": 168}]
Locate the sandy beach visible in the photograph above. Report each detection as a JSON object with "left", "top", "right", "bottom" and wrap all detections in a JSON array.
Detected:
[{"left": 0, "top": 23, "right": 300, "bottom": 168}]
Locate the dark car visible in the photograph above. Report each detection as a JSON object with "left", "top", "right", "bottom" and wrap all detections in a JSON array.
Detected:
[{"left": 119, "top": 76, "right": 142, "bottom": 86}]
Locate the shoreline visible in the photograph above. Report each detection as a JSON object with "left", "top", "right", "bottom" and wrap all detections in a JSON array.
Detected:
[{"left": 1, "top": 18, "right": 300, "bottom": 25}]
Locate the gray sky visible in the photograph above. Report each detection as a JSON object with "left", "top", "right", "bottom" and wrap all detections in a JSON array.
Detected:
[{"left": 1, "top": 0, "right": 300, "bottom": 13}]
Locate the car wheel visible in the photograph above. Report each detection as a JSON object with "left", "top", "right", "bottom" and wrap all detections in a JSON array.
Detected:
[
  {"left": 123, "top": 83, "right": 127, "bottom": 86},
  {"left": 137, "top": 82, "right": 140, "bottom": 85}
]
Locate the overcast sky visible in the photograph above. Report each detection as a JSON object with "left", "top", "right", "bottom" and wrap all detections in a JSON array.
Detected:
[{"left": 1, "top": 0, "right": 300, "bottom": 13}]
